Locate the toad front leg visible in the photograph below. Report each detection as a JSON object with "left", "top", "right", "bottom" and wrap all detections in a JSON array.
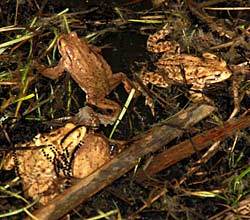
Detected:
[{"left": 35, "top": 58, "right": 66, "bottom": 80}]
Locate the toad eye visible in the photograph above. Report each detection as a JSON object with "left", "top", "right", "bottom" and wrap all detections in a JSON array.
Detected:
[{"left": 214, "top": 73, "right": 222, "bottom": 78}]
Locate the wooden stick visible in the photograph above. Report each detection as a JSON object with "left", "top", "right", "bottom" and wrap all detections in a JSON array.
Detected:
[{"left": 136, "top": 114, "right": 250, "bottom": 182}]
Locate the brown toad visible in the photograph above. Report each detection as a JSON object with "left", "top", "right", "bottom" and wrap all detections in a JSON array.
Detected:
[
  {"left": 141, "top": 27, "right": 232, "bottom": 112},
  {"left": 39, "top": 32, "right": 133, "bottom": 125},
  {"left": 3, "top": 123, "right": 112, "bottom": 205}
]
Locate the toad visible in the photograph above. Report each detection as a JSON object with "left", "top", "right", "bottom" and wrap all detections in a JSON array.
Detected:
[
  {"left": 141, "top": 27, "right": 232, "bottom": 112},
  {"left": 39, "top": 32, "right": 133, "bottom": 125},
  {"left": 3, "top": 123, "right": 112, "bottom": 205}
]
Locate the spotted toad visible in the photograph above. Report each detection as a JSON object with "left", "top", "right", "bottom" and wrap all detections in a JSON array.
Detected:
[{"left": 141, "top": 27, "right": 232, "bottom": 112}]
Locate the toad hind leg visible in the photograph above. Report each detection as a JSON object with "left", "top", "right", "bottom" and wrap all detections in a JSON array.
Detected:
[{"left": 108, "top": 72, "right": 135, "bottom": 94}]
